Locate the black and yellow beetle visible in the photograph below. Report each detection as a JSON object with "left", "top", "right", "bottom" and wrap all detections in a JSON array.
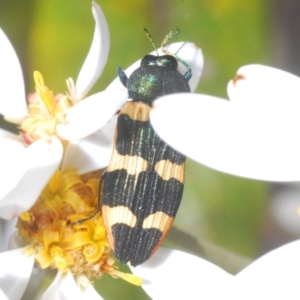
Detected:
[{"left": 100, "top": 29, "right": 192, "bottom": 266}]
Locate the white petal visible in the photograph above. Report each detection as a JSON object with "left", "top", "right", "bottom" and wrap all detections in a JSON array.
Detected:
[
  {"left": 131, "top": 248, "right": 232, "bottom": 300},
  {"left": 0, "top": 138, "right": 26, "bottom": 200},
  {"left": 0, "top": 136, "right": 63, "bottom": 219},
  {"left": 0, "top": 289, "right": 8, "bottom": 300},
  {"left": 80, "top": 285, "right": 103, "bottom": 300},
  {"left": 0, "top": 128, "right": 9, "bottom": 137},
  {"left": 0, "top": 247, "right": 34, "bottom": 300},
  {"left": 0, "top": 128, "right": 18, "bottom": 138},
  {"left": 62, "top": 116, "right": 116, "bottom": 174},
  {"left": 228, "top": 64, "right": 300, "bottom": 107},
  {"left": 150, "top": 93, "right": 300, "bottom": 181},
  {"left": 7, "top": 231, "right": 26, "bottom": 251},
  {"left": 270, "top": 185, "right": 300, "bottom": 237},
  {"left": 76, "top": 274, "right": 104, "bottom": 300},
  {"left": 73, "top": 2, "right": 110, "bottom": 101},
  {"left": 106, "top": 42, "right": 203, "bottom": 93},
  {"left": 57, "top": 88, "right": 127, "bottom": 140},
  {"left": 41, "top": 271, "right": 103, "bottom": 300},
  {"left": 0, "top": 28, "right": 27, "bottom": 121},
  {"left": 235, "top": 240, "right": 300, "bottom": 300},
  {"left": 0, "top": 219, "right": 16, "bottom": 253},
  {"left": 41, "top": 271, "right": 80, "bottom": 300}
]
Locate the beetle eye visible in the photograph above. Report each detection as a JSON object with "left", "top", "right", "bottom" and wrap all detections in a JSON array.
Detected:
[
  {"left": 157, "top": 56, "right": 178, "bottom": 69},
  {"left": 141, "top": 55, "right": 157, "bottom": 66}
]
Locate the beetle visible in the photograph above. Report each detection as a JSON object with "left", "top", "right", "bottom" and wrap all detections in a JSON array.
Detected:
[{"left": 100, "top": 29, "right": 192, "bottom": 266}]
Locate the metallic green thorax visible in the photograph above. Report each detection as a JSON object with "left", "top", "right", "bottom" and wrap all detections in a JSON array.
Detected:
[{"left": 120, "top": 54, "right": 191, "bottom": 104}]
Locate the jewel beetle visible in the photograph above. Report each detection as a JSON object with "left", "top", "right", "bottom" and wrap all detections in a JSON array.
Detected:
[{"left": 102, "top": 29, "right": 192, "bottom": 266}]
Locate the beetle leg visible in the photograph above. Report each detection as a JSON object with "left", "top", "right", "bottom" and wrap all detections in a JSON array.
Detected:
[
  {"left": 117, "top": 67, "right": 128, "bottom": 87},
  {"left": 72, "top": 171, "right": 106, "bottom": 225}
]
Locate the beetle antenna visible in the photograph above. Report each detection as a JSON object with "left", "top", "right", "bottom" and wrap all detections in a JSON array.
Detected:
[
  {"left": 161, "top": 28, "right": 180, "bottom": 51},
  {"left": 161, "top": 29, "right": 192, "bottom": 78},
  {"left": 175, "top": 41, "right": 187, "bottom": 54},
  {"left": 144, "top": 28, "right": 159, "bottom": 56}
]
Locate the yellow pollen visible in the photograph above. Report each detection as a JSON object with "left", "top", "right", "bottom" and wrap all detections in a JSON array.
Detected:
[
  {"left": 34, "top": 71, "right": 56, "bottom": 115},
  {"left": 109, "top": 270, "right": 144, "bottom": 286},
  {"left": 16, "top": 169, "right": 142, "bottom": 286},
  {"left": 19, "top": 211, "right": 33, "bottom": 223},
  {"left": 19, "top": 71, "right": 73, "bottom": 144}
]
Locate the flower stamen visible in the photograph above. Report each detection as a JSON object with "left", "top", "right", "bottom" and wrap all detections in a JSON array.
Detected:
[
  {"left": 20, "top": 72, "right": 73, "bottom": 144},
  {"left": 16, "top": 169, "right": 142, "bottom": 285},
  {"left": 34, "top": 71, "right": 56, "bottom": 115}
]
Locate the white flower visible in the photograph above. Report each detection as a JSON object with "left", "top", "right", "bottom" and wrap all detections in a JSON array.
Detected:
[
  {"left": 270, "top": 182, "right": 300, "bottom": 237},
  {"left": 133, "top": 241, "right": 300, "bottom": 300},
  {"left": 0, "top": 218, "right": 13, "bottom": 249},
  {"left": 0, "top": 3, "right": 205, "bottom": 298},
  {"left": 150, "top": 64, "right": 300, "bottom": 182},
  {"left": 0, "top": 247, "right": 35, "bottom": 299},
  {"left": 0, "top": 133, "right": 63, "bottom": 220},
  {"left": 0, "top": 2, "right": 118, "bottom": 219},
  {"left": 131, "top": 247, "right": 233, "bottom": 300},
  {"left": 0, "top": 247, "right": 106, "bottom": 299},
  {"left": 234, "top": 239, "right": 300, "bottom": 300},
  {"left": 0, "top": 168, "right": 143, "bottom": 299},
  {"left": 0, "top": 3, "right": 141, "bottom": 299},
  {"left": 39, "top": 271, "right": 105, "bottom": 300}
]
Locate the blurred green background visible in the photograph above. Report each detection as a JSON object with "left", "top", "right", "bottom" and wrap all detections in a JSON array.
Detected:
[{"left": 0, "top": 0, "right": 289, "bottom": 299}]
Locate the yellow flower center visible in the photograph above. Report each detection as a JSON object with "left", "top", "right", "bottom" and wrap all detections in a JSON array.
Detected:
[
  {"left": 17, "top": 169, "right": 142, "bottom": 286},
  {"left": 20, "top": 71, "right": 72, "bottom": 144}
]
